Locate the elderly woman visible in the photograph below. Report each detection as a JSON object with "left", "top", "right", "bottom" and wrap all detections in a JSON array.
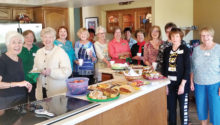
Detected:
[
  {"left": 54, "top": 26, "right": 76, "bottom": 73},
  {"left": 124, "top": 27, "right": 137, "bottom": 48},
  {"left": 108, "top": 27, "right": 130, "bottom": 63},
  {"left": 191, "top": 27, "right": 220, "bottom": 125},
  {"left": 94, "top": 26, "right": 111, "bottom": 82},
  {"left": 74, "top": 28, "right": 97, "bottom": 85},
  {"left": 144, "top": 25, "right": 163, "bottom": 66},
  {"left": 33, "top": 27, "right": 71, "bottom": 100},
  {"left": 131, "top": 29, "right": 146, "bottom": 65},
  {"left": 163, "top": 28, "right": 190, "bottom": 125},
  {"left": 0, "top": 31, "right": 32, "bottom": 110},
  {"left": 18, "top": 30, "right": 39, "bottom": 101}
]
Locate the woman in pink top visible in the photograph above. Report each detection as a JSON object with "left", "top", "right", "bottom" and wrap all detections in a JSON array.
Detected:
[
  {"left": 144, "top": 25, "right": 163, "bottom": 66},
  {"left": 108, "top": 27, "right": 130, "bottom": 63}
]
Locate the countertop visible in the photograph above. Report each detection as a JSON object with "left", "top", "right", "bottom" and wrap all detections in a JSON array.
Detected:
[{"left": 48, "top": 68, "right": 170, "bottom": 125}]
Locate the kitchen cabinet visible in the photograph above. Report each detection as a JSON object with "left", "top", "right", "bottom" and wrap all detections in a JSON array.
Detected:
[
  {"left": 0, "top": 7, "right": 12, "bottom": 20},
  {"left": 106, "top": 7, "right": 151, "bottom": 34},
  {"left": 33, "top": 7, "right": 69, "bottom": 31}
]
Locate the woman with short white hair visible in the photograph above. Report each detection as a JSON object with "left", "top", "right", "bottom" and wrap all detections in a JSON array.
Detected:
[
  {"left": 94, "top": 26, "right": 110, "bottom": 82},
  {"left": 32, "top": 27, "right": 71, "bottom": 100},
  {"left": 0, "top": 31, "right": 32, "bottom": 110}
]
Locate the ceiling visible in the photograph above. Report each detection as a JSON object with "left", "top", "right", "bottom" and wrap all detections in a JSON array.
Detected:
[{"left": 0, "top": 0, "right": 139, "bottom": 8}]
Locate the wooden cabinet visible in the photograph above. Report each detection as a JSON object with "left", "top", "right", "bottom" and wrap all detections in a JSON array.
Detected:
[
  {"left": 106, "top": 7, "right": 151, "bottom": 34},
  {"left": 33, "top": 7, "right": 69, "bottom": 31},
  {"left": 12, "top": 7, "right": 34, "bottom": 21},
  {"left": 0, "top": 7, "right": 12, "bottom": 20}
]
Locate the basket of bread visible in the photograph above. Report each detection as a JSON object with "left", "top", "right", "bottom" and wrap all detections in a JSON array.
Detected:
[{"left": 124, "top": 69, "right": 142, "bottom": 81}]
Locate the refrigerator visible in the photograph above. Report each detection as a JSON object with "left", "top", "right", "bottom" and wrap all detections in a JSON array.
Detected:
[{"left": 0, "top": 23, "right": 42, "bottom": 54}]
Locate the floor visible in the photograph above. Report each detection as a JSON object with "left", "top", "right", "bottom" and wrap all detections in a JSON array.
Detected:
[{"left": 177, "top": 94, "right": 212, "bottom": 125}]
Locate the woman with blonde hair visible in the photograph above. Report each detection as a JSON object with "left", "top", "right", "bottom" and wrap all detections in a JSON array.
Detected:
[
  {"left": 74, "top": 28, "right": 97, "bottom": 85},
  {"left": 0, "top": 31, "right": 32, "bottom": 109},
  {"left": 143, "top": 25, "right": 163, "bottom": 66},
  {"left": 94, "top": 26, "right": 110, "bottom": 82},
  {"left": 191, "top": 27, "right": 220, "bottom": 125},
  {"left": 33, "top": 27, "right": 71, "bottom": 100}
]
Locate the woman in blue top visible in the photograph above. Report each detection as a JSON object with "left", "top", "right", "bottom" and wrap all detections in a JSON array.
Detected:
[
  {"left": 191, "top": 27, "right": 220, "bottom": 125},
  {"left": 74, "top": 28, "right": 97, "bottom": 85},
  {"left": 54, "top": 26, "right": 76, "bottom": 74}
]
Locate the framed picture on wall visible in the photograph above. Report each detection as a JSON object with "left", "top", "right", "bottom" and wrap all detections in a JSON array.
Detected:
[{"left": 85, "top": 17, "right": 99, "bottom": 30}]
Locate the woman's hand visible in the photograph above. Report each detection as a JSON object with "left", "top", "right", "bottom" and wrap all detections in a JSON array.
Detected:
[
  {"left": 132, "top": 56, "right": 143, "bottom": 60},
  {"left": 178, "top": 84, "right": 185, "bottom": 95},
  {"left": 166, "top": 86, "right": 169, "bottom": 95},
  {"left": 13, "top": 81, "right": 32, "bottom": 93},
  {"left": 75, "top": 60, "right": 79, "bottom": 65},
  {"left": 219, "top": 87, "right": 220, "bottom": 96},
  {"left": 190, "top": 81, "right": 195, "bottom": 91},
  {"left": 41, "top": 68, "right": 51, "bottom": 76}
]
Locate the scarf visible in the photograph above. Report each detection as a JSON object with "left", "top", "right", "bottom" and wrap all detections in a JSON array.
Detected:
[{"left": 137, "top": 41, "right": 146, "bottom": 64}]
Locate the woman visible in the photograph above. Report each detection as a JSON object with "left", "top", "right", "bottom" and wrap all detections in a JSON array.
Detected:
[
  {"left": 191, "top": 27, "right": 220, "bottom": 125},
  {"left": 131, "top": 29, "right": 146, "bottom": 65},
  {"left": 163, "top": 28, "right": 190, "bottom": 125},
  {"left": 108, "top": 27, "right": 130, "bottom": 63},
  {"left": 144, "top": 25, "right": 163, "bottom": 66},
  {"left": 0, "top": 31, "right": 32, "bottom": 110},
  {"left": 74, "top": 28, "right": 97, "bottom": 85},
  {"left": 54, "top": 26, "right": 76, "bottom": 73},
  {"left": 94, "top": 26, "right": 111, "bottom": 82},
  {"left": 18, "top": 30, "right": 39, "bottom": 101},
  {"left": 33, "top": 27, "right": 72, "bottom": 100}
]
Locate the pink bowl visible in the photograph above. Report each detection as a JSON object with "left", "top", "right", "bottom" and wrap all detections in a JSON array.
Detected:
[{"left": 66, "top": 77, "right": 89, "bottom": 95}]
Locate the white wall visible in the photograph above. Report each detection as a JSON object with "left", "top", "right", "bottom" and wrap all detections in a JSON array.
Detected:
[{"left": 154, "top": 0, "right": 193, "bottom": 42}]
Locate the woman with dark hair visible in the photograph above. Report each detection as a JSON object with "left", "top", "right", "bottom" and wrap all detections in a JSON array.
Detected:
[
  {"left": 54, "top": 26, "right": 76, "bottom": 73},
  {"left": 0, "top": 31, "right": 32, "bottom": 109},
  {"left": 163, "top": 28, "right": 190, "bottom": 125},
  {"left": 123, "top": 27, "right": 137, "bottom": 48},
  {"left": 130, "top": 29, "right": 146, "bottom": 65},
  {"left": 108, "top": 27, "right": 130, "bottom": 63},
  {"left": 18, "top": 30, "right": 39, "bottom": 101}
]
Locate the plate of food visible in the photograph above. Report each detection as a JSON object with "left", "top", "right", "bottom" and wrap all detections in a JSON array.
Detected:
[
  {"left": 87, "top": 88, "right": 120, "bottom": 102},
  {"left": 111, "top": 63, "right": 127, "bottom": 70},
  {"left": 143, "top": 71, "right": 166, "bottom": 80},
  {"left": 130, "top": 64, "right": 143, "bottom": 69}
]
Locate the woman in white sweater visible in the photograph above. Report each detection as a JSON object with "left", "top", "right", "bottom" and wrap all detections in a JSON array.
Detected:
[{"left": 32, "top": 27, "right": 71, "bottom": 100}]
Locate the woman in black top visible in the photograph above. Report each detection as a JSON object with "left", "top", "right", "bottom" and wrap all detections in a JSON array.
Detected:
[
  {"left": 162, "top": 28, "right": 190, "bottom": 125},
  {"left": 0, "top": 31, "right": 32, "bottom": 110},
  {"left": 131, "top": 29, "right": 146, "bottom": 65}
]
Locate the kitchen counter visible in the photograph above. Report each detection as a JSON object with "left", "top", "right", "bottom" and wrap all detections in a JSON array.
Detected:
[{"left": 49, "top": 68, "right": 170, "bottom": 125}]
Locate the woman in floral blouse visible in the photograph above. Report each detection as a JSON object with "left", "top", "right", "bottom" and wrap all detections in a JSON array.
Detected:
[{"left": 143, "top": 25, "right": 163, "bottom": 66}]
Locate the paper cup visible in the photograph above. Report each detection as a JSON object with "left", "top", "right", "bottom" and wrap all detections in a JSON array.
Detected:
[
  {"left": 137, "top": 53, "right": 141, "bottom": 56},
  {"left": 152, "top": 62, "right": 158, "bottom": 70},
  {"left": 86, "top": 49, "right": 91, "bottom": 55},
  {"left": 78, "top": 59, "right": 83, "bottom": 66},
  {"left": 110, "top": 61, "right": 115, "bottom": 65}
]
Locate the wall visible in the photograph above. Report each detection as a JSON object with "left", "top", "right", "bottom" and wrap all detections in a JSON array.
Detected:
[
  {"left": 154, "top": 0, "right": 193, "bottom": 43},
  {"left": 81, "top": 0, "right": 193, "bottom": 42},
  {"left": 82, "top": 6, "right": 101, "bottom": 28},
  {"left": 74, "top": 8, "right": 81, "bottom": 41},
  {"left": 194, "top": 0, "right": 220, "bottom": 43}
]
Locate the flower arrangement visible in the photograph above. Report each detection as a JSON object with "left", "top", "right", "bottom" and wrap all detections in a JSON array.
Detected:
[{"left": 16, "top": 14, "right": 31, "bottom": 23}]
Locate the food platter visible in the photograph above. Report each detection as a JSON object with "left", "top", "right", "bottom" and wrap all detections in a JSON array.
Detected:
[
  {"left": 87, "top": 93, "right": 120, "bottom": 102},
  {"left": 111, "top": 63, "right": 127, "bottom": 70},
  {"left": 142, "top": 74, "right": 166, "bottom": 80}
]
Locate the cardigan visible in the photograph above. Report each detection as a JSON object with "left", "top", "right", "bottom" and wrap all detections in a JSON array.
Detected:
[
  {"left": 33, "top": 46, "right": 72, "bottom": 100},
  {"left": 163, "top": 44, "right": 190, "bottom": 92}
]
